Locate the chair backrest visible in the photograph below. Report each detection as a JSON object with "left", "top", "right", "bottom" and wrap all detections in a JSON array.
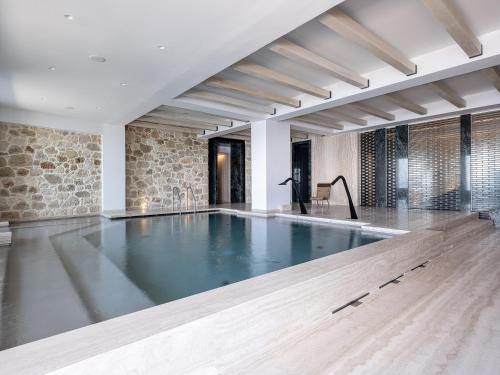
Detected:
[{"left": 316, "top": 183, "right": 331, "bottom": 199}]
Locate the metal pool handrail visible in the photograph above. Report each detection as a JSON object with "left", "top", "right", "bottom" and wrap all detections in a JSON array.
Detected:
[
  {"left": 172, "top": 187, "right": 182, "bottom": 215},
  {"left": 186, "top": 185, "right": 197, "bottom": 214},
  {"left": 330, "top": 175, "right": 358, "bottom": 220},
  {"left": 278, "top": 177, "right": 308, "bottom": 214}
]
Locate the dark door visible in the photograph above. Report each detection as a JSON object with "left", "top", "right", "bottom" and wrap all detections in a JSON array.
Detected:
[{"left": 292, "top": 140, "right": 311, "bottom": 203}]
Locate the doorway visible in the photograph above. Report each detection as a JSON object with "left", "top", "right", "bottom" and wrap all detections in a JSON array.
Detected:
[
  {"left": 216, "top": 145, "right": 231, "bottom": 203},
  {"left": 292, "top": 140, "right": 311, "bottom": 204},
  {"left": 209, "top": 138, "right": 245, "bottom": 204}
]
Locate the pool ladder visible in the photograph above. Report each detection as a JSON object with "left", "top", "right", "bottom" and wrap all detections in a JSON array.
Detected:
[
  {"left": 172, "top": 187, "right": 182, "bottom": 215},
  {"left": 186, "top": 185, "right": 197, "bottom": 214}
]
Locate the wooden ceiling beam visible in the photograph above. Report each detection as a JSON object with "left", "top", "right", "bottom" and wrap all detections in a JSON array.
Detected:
[
  {"left": 316, "top": 109, "right": 367, "bottom": 126},
  {"left": 206, "top": 77, "right": 301, "bottom": 108},
  {"left": 292, "top": 115, "right": 344, "bottom": 130},
  {"left": 483, "top": 67, "right": 500, "bottom": 93},
  {"left": 268, "top": 39, "right": 368, "bottom": 88},
  {"left": 421, "top": 0, "right": 482, "bottom": 58},
  {"left": 149, "top": 110, "right": 232, "bottom": 127},
  {"left": 428, "top": 81, "right": 466, "bottom": 108},
  {"left": 233, "top": 62, "right": 331, "bottom": 99},
  {"left": 142, "top": 115, "right": 219, "bottom": 131},
  {"left": 319, "top": 9, "right": 416, "bottom": 75},
  {"left": 347, "top": 102, "right": 395, "bottom": 121},
  {"left": 131, "top": 121, "right": 204, "bottom": 134},
  {"left": 183, "top": 91, "right": 275, "bottom": 115},
  {"left": 156, "top": 106, "right": 234, "bottom": 124},
  {"left": 385, "top": 93, "right": 428, "bottom": 115}
]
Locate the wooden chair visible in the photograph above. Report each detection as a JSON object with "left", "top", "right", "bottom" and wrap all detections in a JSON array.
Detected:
[{"left": 311, "top": 183, "right": 331, "bottom": 206}]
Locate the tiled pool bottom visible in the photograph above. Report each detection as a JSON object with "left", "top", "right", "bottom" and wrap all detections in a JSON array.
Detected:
[{"left": 0, "top": 213, "right": 386, "bottom": 350}]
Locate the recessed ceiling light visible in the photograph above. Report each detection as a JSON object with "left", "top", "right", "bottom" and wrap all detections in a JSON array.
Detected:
[
  {"left": 48, "top": 67, "right": 56, "bottom": 71},
  {"left": 89, "top": 55, "right": 106, "bottom": 63},
  {"left": 120, "top": 82, "right": 127, "bottom": 87},
  {"left": 64, "top": 14, "right": 73, "bottom": 20},
  {"left": 96, "top": 106, "right": 102, "bottom": 110},
  {"left": 64, "top": 106, "right": 75, "bottom": 110},
  {"left": 157, "top": 45, "right": 166, "bottom": 50}
]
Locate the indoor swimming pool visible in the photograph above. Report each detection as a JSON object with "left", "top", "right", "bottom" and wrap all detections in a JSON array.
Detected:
[{"left": 0, "top": 213, "right": 386, "bottom": 350}]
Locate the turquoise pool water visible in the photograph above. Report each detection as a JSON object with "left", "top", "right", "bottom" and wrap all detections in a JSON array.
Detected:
[{"left": 1, "top": 213, "right": 385, "bottom": 350}]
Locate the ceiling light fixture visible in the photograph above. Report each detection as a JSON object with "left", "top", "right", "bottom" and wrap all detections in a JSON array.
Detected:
[
  {"left": 64, "top": 14, "right": 74, "bottom": 20},
  {"left": 120, "top": 82, "right": 127, "bottom": 87},
  {"left": 89, "top": 55, "right": 106, "bottom": 63},
  {"left": 157, "top": 45, "right": 166, "bottom": 50},
  {"left": 48, "top": 67, "right": 56, "bottom": 71}
]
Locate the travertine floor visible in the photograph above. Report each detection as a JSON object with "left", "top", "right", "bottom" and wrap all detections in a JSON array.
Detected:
[{"left": 232, "top": 226, "right": 500, "bottom": 375}]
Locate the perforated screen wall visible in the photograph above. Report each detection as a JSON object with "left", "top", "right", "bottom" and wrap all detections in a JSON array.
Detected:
[
  {"left": 408, "top": 119, "right": 461, "bottom": 210},
  {"left": 360, "top": 132, "right": 376, "bottom": 206},
  {"left": 471, "top": 111, "right": 500, "bottom": 215}
]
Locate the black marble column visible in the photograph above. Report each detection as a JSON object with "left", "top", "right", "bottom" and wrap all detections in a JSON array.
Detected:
[
  {"left": 395, "top": 125, "right": 409, "bottom": 208},
  {"left": 460, "top": 114, "right": 471, "bottom": 211},
  {"left": 374, "top": 129, "right": 387, "bottom": 207}
]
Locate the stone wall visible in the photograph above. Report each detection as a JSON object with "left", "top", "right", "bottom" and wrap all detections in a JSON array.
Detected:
[
  {"left": 126, "top": 125, "right": 252, "bottom": 209},
  {"left": 0, "top": 122, "right": 101, "bottom": 220},
  {"left": 125, "top": 125, "right": 209, "bottom": 209}
]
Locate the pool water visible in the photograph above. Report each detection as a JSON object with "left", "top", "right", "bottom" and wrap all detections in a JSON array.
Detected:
[
  {"left": 1, "top": 213, "right": 385, "bottom": 350},
  {"left": 85, "top": 213, "right": 384, "bottom": 305}
]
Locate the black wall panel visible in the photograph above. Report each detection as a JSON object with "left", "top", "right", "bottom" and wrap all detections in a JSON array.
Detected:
[{"left": 386, "top": 128, "right": 396, "bottom": 208}]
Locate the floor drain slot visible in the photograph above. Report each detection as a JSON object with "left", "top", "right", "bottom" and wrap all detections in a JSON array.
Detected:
[
  {"left": 379, "top": 274, "right": 404, "bottom": 289},
  {"left": 331, "top": 292, "right": 369, "bottom": 315},
  {"left": 410, "top": 261, "right": 429, "bottom": 271}
]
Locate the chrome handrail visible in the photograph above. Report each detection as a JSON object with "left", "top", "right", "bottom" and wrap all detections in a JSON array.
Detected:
[
  {"left": 172, "top": 186, "right": 182, "bottom": 215},
  {"left": 186, "top": 185, "right": 197, "bottom": 214}
]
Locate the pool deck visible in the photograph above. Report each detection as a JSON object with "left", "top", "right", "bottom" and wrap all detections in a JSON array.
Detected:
[
  {"left": 0, "top": 208, "right": 499, "bottom": 374},
  {"left": 234, "top": 226, "right": 500, "bottom": 375},
  {"left": 102, "top": 203, "right": 468, "bottom": 234}
]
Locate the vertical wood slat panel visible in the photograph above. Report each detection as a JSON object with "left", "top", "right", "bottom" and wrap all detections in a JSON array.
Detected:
[{"left": 310, "top": 133, "right": 359, "bottom": 206}]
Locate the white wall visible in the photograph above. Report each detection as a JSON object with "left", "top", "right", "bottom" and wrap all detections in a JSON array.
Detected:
[
  {"left": 251, "top": 120, "right": 291, "bottom": 211},
  {"left": 102, "top": 125, "right": 126, "bottom": 211}
]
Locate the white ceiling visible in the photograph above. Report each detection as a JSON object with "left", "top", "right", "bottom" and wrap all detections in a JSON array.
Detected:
[
  {"left": 0, "top": 0, "right": 343, "bottom": 128},
  {"left": 2, "top": 0, "right": 500, "bottom": 134}
]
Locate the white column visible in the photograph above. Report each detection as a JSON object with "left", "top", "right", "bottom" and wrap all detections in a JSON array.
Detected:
[
  {"left": 102, "top": 125, "right": 126, "bottom": 212},
  {"left": 251, "top": 120, "right": 291, "bottom": 212}
]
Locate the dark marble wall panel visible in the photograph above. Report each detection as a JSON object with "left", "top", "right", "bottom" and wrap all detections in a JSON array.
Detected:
[
  {"left": 460, "top": 115, "right": 471, "bottom": 211},
  {"left": 395, "top": 125, "right": 409, "bottom": 208},
  {"left": 386, "top": 128, "right": 397, "bottom": 208},
  {"left": 230, "top": 141, "right": 246, "bottom": 203},
  {"left": 374, "top": 129, "right": 387, "bottom": 207}
]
